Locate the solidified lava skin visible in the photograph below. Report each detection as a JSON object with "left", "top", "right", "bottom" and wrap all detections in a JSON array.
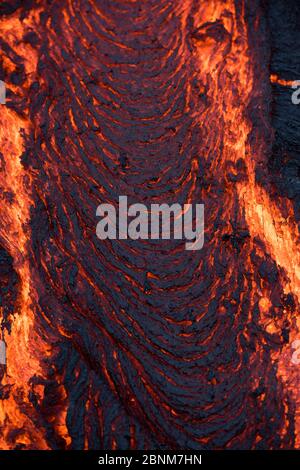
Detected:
[{"left": 0, "top": 0, "right": 299, "bottom": 450}]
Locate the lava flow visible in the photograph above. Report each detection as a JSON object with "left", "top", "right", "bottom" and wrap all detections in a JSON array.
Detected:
[{"left": 0, "top": 0, "right": 299, "bottom": 450}]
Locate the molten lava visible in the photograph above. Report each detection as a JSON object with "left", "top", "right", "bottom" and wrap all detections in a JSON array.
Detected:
[{"left": 0, "top": 0, "right": 299, "bottom": 450}]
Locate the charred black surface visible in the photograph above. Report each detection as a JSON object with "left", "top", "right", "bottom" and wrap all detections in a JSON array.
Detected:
[
  {"left": 0, "top": 245, "right": 19, "bottom": 333},
  {"left": 267, "top": 0, "right": 300, "bottom": 223},
  {"left": 0, "top": 0, "right": 36, "bottom": 18},
  {"left": 0, "top": 0, "right": 299, "bottom": 450}
]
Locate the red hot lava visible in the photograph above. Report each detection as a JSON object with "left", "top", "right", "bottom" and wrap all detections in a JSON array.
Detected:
[{"left": 0, "top": 0, "right": 299, "bottom": 450}]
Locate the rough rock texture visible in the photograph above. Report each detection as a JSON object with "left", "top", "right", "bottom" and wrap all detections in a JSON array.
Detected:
[{"left": 0, "top": 0, "right": 299, "bottom": 450}]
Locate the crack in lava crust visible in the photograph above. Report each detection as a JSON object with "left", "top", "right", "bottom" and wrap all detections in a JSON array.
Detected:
[{"left": 0, "top": 0, "right": 299, "bottom": 450}]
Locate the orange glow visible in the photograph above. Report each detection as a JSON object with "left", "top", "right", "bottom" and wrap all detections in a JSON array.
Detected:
[
  {"left": 270, "top": 74, "right": 297, "bottom": 87},
  {"left": 0, "top": 0, "right": 299, "bottom": 451}
]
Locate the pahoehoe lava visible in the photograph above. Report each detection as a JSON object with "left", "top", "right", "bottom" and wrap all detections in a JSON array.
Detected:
[{"left": 0, "top": 0, "right": 299, "bottom": 450}]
